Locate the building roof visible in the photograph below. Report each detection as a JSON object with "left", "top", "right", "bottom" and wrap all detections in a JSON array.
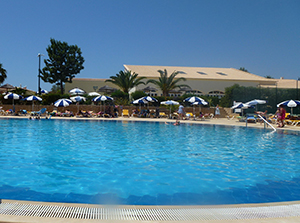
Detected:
[
  {"left": 124, "top": 65, "right": 276, "bottom": 84},
  {"left": 261, "top": 78, "right": 300, "bottom": 89}
]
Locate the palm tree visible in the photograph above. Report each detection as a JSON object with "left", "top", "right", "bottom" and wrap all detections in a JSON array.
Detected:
[
  {"left": 105, "top": 70, "right": 146, "bottom": 95},
  {"left": 146, "top": 69, "right": 190, "bottom": 97},
  {"left": 0, "top": 63, "right": 7, "bottom": 85}
]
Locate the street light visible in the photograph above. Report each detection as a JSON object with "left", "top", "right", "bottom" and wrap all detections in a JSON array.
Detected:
[
  {"left": 37, "top": 53, "right": 44, "bottom": 95},
  {"left": 297, "top": 77, "right": 300, "bottom": 100}
]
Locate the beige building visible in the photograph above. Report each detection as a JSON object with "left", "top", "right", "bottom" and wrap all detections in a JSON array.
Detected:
[
  {"left": 260, "top": 77, "right": 300, "bottom": 89},
  {"left": 65, "top": 65, "right": 283, "bottom": 97}
]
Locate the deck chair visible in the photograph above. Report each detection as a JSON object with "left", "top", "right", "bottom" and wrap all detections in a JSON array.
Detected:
[
  {"left": 159, "top": 112, "right": 167, "bottom": 118},
  {"left": 185, "top": 112, "right": 194, "bottom": 120},
  {"left": 31, "top": 108, "right": 47, "bottom": 116},
  {"left": 196, "top": 113, "right": 205, "bottom": 121},
  {"left": 0, "top": 107, "right": 7, "bottom": 116},
  {"left": 246, "top": 115, "right": 256, "bottom": 123},
  {"left": 204, "top": 113, "right": 214, "bottom": 119},
  {"left": 122, "top": 109, "right": 130, "bottom": 117}
]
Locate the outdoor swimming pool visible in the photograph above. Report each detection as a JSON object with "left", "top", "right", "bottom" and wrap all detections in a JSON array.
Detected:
[{"left": 0, "top": 118, "right": 300, "bottom": 205}]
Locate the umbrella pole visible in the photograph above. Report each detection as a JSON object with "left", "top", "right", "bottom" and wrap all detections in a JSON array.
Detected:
[{"left": 193, "top": 105, "right": 195, "bottom": 119}]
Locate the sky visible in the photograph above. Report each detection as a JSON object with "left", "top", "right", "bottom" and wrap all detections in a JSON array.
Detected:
[{"left": 0, "top": 0, "right": 300, "bottom": 92}]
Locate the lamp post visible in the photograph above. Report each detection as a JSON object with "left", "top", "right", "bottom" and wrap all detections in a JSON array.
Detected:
[
  {"left": 37, "top": 53, "right": 44, "bottom": 95},
  {"left": 297, "top": 78, "right": 300, "bottom": 100}
]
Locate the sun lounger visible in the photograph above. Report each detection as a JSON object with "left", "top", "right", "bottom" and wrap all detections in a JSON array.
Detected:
[
  {"left": 0, "top": 107, "right": 7, "bottom": 116},
  {"left": 31, "top": 108, "right": 47, "bottom": 116},
  {"left": 195, "top": 113, "right": 205, "bottom": 121},
  {"left": 246, "top": 115, "right": 256, "bottom": 123},
  {"left": 171, "top": 112, "right": 179, "bottom": 119},
  {"left": 159, "top": 112, "right": 168, "bottom": 118},
  {"left": 204, "top": 113, "right": 214, "bottom": 119},
  {"left": 17, "top": 109, "right": 27, "bottom": 116},
  {"left": 122, "top": 109, "right": 130, "bottom": 117},
  {"left": 185, "top": 112, "right": 194, "bottom": 120}
]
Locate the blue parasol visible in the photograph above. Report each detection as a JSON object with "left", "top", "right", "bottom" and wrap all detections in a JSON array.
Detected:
[{"left": 54, "top": 99, "right": 72, "bottom": 107}]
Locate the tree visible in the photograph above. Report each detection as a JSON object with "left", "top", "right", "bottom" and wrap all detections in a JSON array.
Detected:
[
  {"left": 0, "top": 63, "right": 7, "bottom": 85},
  {"left": 51, "top": 84, "right": 64, "bottom": 93},
  {"left": 265, "top": 75, "right": 274, "bottom": 79},
  {"left": 239, "top": 67, "right": 249, "bottom": 72},
  {"left": 146, "top": 69, "right": 190, "bottom": 97},
  {"left": 219, "top": 84, "right": 240, "bottom": 107},
  {"left": 41, "top": 38, "right": 84, "bottom": 94},
  {"left": 105, "top": 70, "right": 146, "bottom": 96}
]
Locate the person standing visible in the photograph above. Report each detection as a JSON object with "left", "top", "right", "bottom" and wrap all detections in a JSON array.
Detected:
[
  {"left": 277, "top": 105, "right": 286, "bottom": 128},
  {"left": 215, "top": 104, "right": 220, "bottom": 118},
  {"left": 177, "top": 104, "right": 185, "bottom": 120}
]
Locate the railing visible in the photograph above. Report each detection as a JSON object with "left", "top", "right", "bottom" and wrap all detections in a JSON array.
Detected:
[{"left": 258, "top": 114, "right": 276, "bottom": 131}]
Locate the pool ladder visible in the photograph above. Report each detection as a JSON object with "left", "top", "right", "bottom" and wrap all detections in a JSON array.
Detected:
[{"left": 245, "top": 114, "right": 276, "bottom": 131}]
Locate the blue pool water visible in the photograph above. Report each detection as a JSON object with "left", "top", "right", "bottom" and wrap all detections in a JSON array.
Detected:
[{"left": 0, "top": 118, "right": 300, "bottom": 205}]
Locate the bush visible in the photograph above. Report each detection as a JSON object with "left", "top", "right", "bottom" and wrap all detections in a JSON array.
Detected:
[
  {"left": 131, "top": 91, "right": 147, "bottom": 100},
  {"left": 111, "top": 90, "right": 129, "bottom": 100},
  {"left": 41, "top": 93, "right": 70, "bottom": 105}
]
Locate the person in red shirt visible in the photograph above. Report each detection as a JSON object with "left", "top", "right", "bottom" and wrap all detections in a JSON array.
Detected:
[{"left": 278, "top": 105, "right": 286, "bottom": 128}]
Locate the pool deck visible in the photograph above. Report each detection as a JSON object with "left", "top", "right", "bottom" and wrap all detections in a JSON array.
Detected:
[{"left": 1, "top": 115, "right": 300, "bottom": 222}]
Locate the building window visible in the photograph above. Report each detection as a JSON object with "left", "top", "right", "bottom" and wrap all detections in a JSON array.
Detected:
[{"left": 208, "top": 91, "right": 225, "bottom": 98}]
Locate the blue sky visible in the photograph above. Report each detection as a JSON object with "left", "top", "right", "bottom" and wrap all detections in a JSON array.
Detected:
[{"left": 1, "top": 0, "right": 299, "bottom": 91}]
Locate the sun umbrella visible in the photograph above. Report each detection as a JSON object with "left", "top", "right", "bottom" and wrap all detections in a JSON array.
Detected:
[
  {"left": 161, "top": 100, "right": 179, "bottom": 105},
  {"left": 25, "top": 95, "right": 42, "bottom": 102},
  {"left": 231, "top": 102, "right": 252, "bottom": 116},
  {"left": 161, "top": 100, "right": 179, "bottom": 118},
  {"left": 184, "top": 96, "right": 206, "bottom": 103},
  {"left": 192, "top": 100, "right": 208, "bottom": 115},
  {"left": 92, "top": 95, "right": 113, "bottom": 102},
  {"left": 69, "top": 88, "right": 85, "bottom": 95},
  {"left": 36, "top": 89, "right": 48, "bottom": 94},
  {"left": 4, "top": 93, "right": 23, "bottom": 109},
  {"left": 184, "top": 96, "right": 208, "bottom": 117},
  {"left": 70, "top": 96, "right": 86, "bottom": 102},
  {"left": 132, "top": 98, "right": 148, "bottom": 113},
  {"left": 92, "top": 95, "right": 113, "bottom": 112},
  {"left": 231, "top": 102, "right": 251, "bottom": 110},
  {"left": 192, "top": 101, "right": 208, "bottom": 106},
  {"left": 132, "top": 98, "right": 148, "bottom": 104},
  {"left": 4, "top": 93, "right": 22, "bottom": 100},
  {"left": 98, "top": 85, "right": 116, "bottom": 94},
  {"left": 0, "top": 83, "right": 15, "bottom": 91},
  {"left": 277, "top": 100, "right": 300, "bottom": 114},
  {"left": 245, "top": 99, "right": 267, "bottom": 106},
  {"left": 245, "top": 99, "right": 267, "bottom": 111},
  {"left": 142, "top": 96, "right": 158, "bottom": 102},
  {"left": 88, "top": 92, "right": 100, "bottom": 96},
  {"left": 143, "top": 86, "right": 157, "bottom": 92},
  {"left": 24, "top": 95, "right": 42, "bottom": 110},
  {"left": 70, "top": 96, "right": 86, "bottom": 113},
  {"left": 54, "top": 98, "right": 72, "bottom": 107}
]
